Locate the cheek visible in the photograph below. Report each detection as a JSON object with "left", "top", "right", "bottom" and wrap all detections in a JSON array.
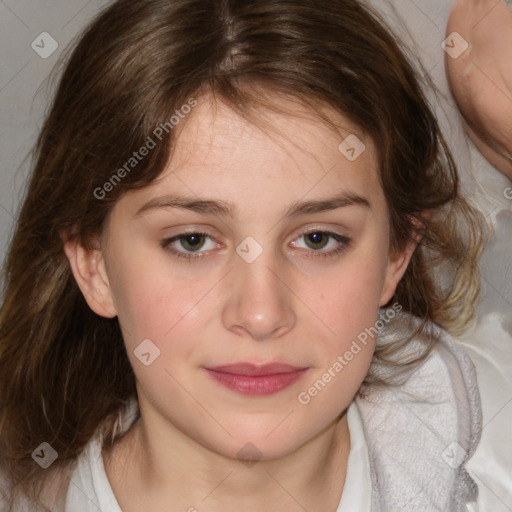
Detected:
[
  {"left": 317, "top": 244, "right": 388, "bottom": 336},
  {"left": 296, "top": 264, "right": 385, "bottom": 414},
  {"left": 112, "top": 271, "right": 216, "bottom": 399},
  {"left": 106, "top": 240, "right": 214, "bottom": 349}
]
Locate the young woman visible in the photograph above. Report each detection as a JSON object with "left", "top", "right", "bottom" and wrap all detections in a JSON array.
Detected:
[{"left": 0, "top": 0, "right": 485, "bottom": 510}]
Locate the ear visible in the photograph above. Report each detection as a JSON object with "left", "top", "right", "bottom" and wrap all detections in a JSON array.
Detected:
[
  {"left": 379, "top": 215, "right": 427, "bottom": 307},
  {"left": 379, "top": 239, "right": 417, "bottom": 307},
  {"left": 63, "top": 235, "right": 117, "bottom": 318}
]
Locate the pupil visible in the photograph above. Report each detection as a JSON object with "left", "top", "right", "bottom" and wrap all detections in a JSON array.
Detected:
[
  {"left": 184, "top": 234, "right": 204, "bottom": 250},
  {"left": 307, "top": 232, "right": 327, "bottom": 249}
]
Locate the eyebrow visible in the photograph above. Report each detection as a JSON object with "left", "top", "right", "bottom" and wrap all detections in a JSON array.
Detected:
[{"left": 135, "top": 192, "right": 371, "bottom": 218}]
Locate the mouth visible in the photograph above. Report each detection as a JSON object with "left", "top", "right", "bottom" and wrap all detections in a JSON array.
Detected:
[{"left": 203, "top": 362, "right": 309, "bottom": 396}]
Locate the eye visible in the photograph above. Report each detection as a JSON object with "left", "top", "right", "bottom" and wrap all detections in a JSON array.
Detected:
[
  {"left": 290, "top": 230, "right": 350, "bottom": 258},
  {"left": 161, "top": 229, "right": 351, "bottom": 262},
  {"left": 160, "top": 232, "right": 219, "bottom": 260}
]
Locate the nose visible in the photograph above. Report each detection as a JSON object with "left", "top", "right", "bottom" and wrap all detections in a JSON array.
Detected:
[{"left": 221, "top": 248, "right": 297, "bottom": 341}]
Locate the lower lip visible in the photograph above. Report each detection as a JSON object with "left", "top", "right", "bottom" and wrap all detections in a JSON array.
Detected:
[{"left": 204, "top": 369, "right": 308, "bottom": 396}]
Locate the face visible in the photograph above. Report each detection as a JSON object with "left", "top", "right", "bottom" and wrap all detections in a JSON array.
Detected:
[
  {"left": 68, "top": 92, "right": 413, "bottom": 461},
  {"left": 446, "top": 0, "right": 512, "bottom": 180}
]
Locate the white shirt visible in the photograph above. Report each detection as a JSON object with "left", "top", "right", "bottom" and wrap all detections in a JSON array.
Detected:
[
  {"left": 65, "top": 400, "right": 372, "bottom": 511},
  {"left": 337, "top": 401, "right": 372, "bottom": 511}
]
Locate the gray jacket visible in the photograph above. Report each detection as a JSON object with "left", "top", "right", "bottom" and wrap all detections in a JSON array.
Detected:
[{"left": 356, "top": 313, "right": 481, "bottom": 511}]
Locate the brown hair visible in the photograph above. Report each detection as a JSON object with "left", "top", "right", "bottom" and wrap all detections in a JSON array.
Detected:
[{"left": 0, "top": 0, "right": 485, "bottom": 508}]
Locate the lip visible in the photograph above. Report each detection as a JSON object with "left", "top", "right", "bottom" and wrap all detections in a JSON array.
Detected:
[{"left": 204, "top": 362, "right": 309, "bottom": 396}]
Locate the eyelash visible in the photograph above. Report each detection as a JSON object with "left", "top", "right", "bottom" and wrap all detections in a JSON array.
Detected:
[{"left": 160, "top": 230, "right": 351, "bottom": 262}]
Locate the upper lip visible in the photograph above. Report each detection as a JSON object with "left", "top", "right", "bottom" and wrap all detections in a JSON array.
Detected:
[{"left": 205, "top": 362, "right": 308, "bottom": 376}]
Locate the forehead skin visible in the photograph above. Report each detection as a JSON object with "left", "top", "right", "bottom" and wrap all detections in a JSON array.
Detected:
[
  {"left": 108, "top": 91, "right": 387, "bottom": 236},
  {"left": 445, "top": 0, "right": 512, "bottom": 180}
]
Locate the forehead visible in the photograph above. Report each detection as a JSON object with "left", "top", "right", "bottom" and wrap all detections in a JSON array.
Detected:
[{"left": 116, "top": 91, "right": 385, "bottom": 219}]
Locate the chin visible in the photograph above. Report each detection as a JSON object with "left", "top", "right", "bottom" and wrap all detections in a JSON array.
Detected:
[{"left": 201, "top": 421, "right": 309, "bottom": 463}]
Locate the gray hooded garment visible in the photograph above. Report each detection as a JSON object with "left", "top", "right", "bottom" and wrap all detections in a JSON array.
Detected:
[{"left": 355, "top": 312, "right": 481, "bottom": 511}]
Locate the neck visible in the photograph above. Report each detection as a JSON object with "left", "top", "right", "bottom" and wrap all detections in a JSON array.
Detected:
[{"left": 104, "top": 406, "right": 351, "bottom": 512}]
